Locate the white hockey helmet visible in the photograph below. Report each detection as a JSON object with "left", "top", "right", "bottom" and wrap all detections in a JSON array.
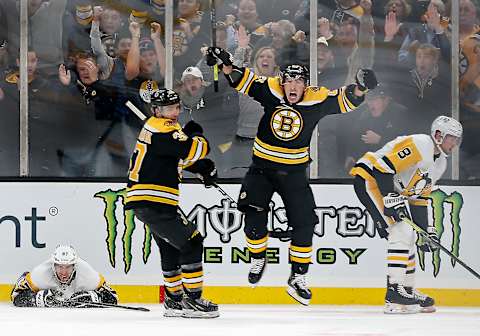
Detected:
[
  {"left": 51, "top": 245, "right": 77, "bottom": 284},
  {"left": 431, "top": 116, "right": 463, "bottom": 154}
]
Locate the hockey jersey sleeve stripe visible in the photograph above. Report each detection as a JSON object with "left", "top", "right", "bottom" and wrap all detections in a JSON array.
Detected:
[
  {"left": 25, "top": 273, "right": 40, "bottom": 292},
  {"left": 96, "top": 274, "right": 106, "bottom": 289},
  {"left": 235, "top": 68, "right": 254, "bottom": 92},
  {"left": 184, "top": 137, "right": 208, "bottom": 165},
  {"left": 126, "top": 195, "right": 179, "bottom": 206},
  {"left": 128, "top": 184, "right": 179, "bottom": 195},
  {"left": 364, "top": 153, "right": 394, "bottom": 174}
]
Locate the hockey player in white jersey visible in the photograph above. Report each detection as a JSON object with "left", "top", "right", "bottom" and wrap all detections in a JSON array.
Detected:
[
  {"left": 11, "top": 245, "right": 118, "bottom": 307},
  {"left": 350, "top": 116, "right": 462, "bottom": 314}
]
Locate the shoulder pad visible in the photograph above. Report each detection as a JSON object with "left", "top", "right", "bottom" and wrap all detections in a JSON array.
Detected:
[
  {"left": 267, "top": 77, "right": 284, "bottom": 100},
  {"left": 297, "top": 86, "right": 330, "bottom": 106},
  {"left": 143, "top": 117, "right": 182, "bottom": 134}
]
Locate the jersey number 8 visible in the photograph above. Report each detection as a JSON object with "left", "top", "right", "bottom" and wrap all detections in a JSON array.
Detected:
[{"left": 397, "top": 147, "right": 412, "bottom": 159}]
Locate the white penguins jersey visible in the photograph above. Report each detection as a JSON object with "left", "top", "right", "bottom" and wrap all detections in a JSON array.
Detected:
[
  {"left": 351, "top": 134, "right": 446, "bottom": 205},
  {"left": 19, "top": 257, "right": 105, "bottom": 299}
]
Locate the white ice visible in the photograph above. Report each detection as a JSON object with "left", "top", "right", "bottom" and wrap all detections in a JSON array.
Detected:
[{"left": 1, "top": 303, "right": 479, "bottom": 336}]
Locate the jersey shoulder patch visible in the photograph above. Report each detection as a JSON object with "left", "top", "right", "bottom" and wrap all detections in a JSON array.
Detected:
[{"left": 144, "top": 117, "right": 181, "bottom": 134}]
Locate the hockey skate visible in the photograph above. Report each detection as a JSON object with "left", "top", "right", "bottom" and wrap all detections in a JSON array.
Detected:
[
  {"left": 286, "top": 272, "right": 311, "bottom": 305},
  {"left": 163, "top": 293, "right": 184, "bottom": 317},
  {"left": 181, "top": 295, "right": 219, "bottom": 318},
  {"left": 406, "top": 287, "right": 436, "bottom": 313},
  {"left": 248, "top": 257, "right": 267, "bottom": 285},
  {"left": 384, "top": 283, "right": 421, "bottom": 314}
]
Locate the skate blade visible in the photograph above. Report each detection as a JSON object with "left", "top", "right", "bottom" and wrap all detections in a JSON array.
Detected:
[
  {"left": 384, "top": 302, "right": 420, "bottom": 314},
  {"left": 286, "top": 286, "right": 310, "bottom": 306},
  {"left": 163, "top": 309, "right": 183, "bottom": 317},
  {"left": 182, "top": 309, "right": 220, "bottom": 318},
  {"left": 420, "top": 306, "right": 436, "bottom": 313}
]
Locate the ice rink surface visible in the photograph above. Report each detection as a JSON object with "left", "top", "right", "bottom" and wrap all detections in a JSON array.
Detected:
[{"left": 1, "top": 304, "right": 479, "bottom": 336}]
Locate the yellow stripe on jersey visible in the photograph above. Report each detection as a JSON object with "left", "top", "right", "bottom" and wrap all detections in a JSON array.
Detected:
[
  {"left": 364, "top": 153, "right": 391, "bottom": 173},
  {"left": 349, "top": 166, "right": 374, "bottom": 180},
  {"left": 296, "top": 86, "right": 329, "bottom": 106},
  {"left": 184, "top": 136, "right": 208, "bottom": 164},
  {"left": 337, "top": 86, "right": 357, "bottom": 113},
  {"left": 25, "top": 273, "right": 39, "bottom": 292},
  {"left": 235, "top": 68, "right": 257, "bottom": 94},
  {"left": 126, "top": 184, "right": 180, "bottom": 206},
  {"left": 96, "top": 274, "right": 106, "bottom": 289},
  {"left": 253, "top": 138, "right": 310, "bottom": 165},
  {"left": 384, "top": 136, "right": 423, "bottom": 173}
]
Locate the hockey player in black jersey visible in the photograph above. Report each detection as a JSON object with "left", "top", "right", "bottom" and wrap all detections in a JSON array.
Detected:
[
  {"left": 206, "top": 47, "right": 378, "bottom": 305},
  {"left": 125, "top": 88, "right": 219, "bottom": 318}
]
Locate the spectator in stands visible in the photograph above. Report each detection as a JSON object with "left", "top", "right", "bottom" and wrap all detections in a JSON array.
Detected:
[
  {"left": 98, "top": 5, "right": 126, "bottom": 58},
  {"left": 397, "top": 0, "right": 450, "bottom": 66},
  {"left": 293, "top": 0, "right": 335, "bottom": 36},
  {"left": 373, "top": 0, "right": 412, "bottom": 70},
  {"left": 316, "top": 25, "right": 344, "bottom": 88},
  {"left": 235, "top": 0, "right": 267, "bottom": 47},
  {"left": 255, "top": 0, "right": 303, "bottom": 24},
  {"left": 63, "top": 2, "right": 94, "bottom": 63},
  {"left": 125, "top": 21, "right": 165, "bottom": 116},
  {"left": 388, "top": 43, "right": 450, "bottom": 134},
  {"left": 178, "top": 65, "right": 239, "bottom": 177},
  {"left": 338, "top": 84, "right": 409, "bottom": 174},
  {"left": 459, "top": 0, "right": 479, "bottom": 40}
]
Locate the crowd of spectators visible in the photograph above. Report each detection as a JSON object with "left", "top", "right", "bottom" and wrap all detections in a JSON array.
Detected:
[{"left": 0, "top": 0, "right": 478, "bottom": 179}]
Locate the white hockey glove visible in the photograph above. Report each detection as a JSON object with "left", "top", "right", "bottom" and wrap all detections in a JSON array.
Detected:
[
  {"left": 418, "top": 226, "right": 440, "bottom": 252},
  {"left": 383, "top": 192, "right": 410, "bottom": 222},
  {"left": 35, "top": 289, "right": 65, "bottom": 307}
]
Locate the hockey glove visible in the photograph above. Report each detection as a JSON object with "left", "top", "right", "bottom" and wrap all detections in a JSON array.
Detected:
[
  {"left": 183, "top": 120, "right": 203, "bottom": 137},
  {"left": 206, "top": 47, "right": 233, "bottom": 66},
  {"left": 355, "top": 68, "right": 378, "bottom": 91},
  {"left": 418, "top": 226, "right": 440, "bottom": 252},
  {"left": 193, "top": 159, "right": 218, "bottom": 188},
  {"left": 67, "top": 290, "right": 100, "bottom": 307},
  {"left": 35, "top": 289, "right": 66, "bottom": 308},
  {"left": 383, "top": 192, "right": 410, "bottom": 222}
]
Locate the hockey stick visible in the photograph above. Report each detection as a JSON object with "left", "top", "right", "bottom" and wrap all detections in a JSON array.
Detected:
[
  {"left": 402, "top": 217, "right": 480, "bottom": 280},
  {"left": 126, "top": 100, "right": 147, "bottom": 121},
  {"left": 74, "top": 301, "right": 150, "bottom": 312},
  {"left": 210, "top": 0, "right": 219, "bottom": 92}
]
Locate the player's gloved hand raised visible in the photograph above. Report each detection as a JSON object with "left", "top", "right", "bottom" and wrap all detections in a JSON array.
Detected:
[
  {"left": 355, "top": 68, "right": 378, "bottom": 91},
  {"left": 195, "top": 158, "right": 218, "bottom": 188},
  {"left": 67, "top": 290, "right": 100, "bottom": 307},
  {"left": 35, "top": 289, "right": 65, "bottom": 307},
  {"left": 383, "top": 192, "right": 410, "bottom": 222},
  {"left": 183, "top": 120, "right": 203, "bottom": 137},
  {"left": 418, "top": 226, "right": 440, "bottom": 252},
  {"left": 206, "top": 47, "right": 233, "bottom": 67}
]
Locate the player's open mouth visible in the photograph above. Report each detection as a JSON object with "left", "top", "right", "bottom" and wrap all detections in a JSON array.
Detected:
[{"left": 289, "top": 92, "right": 298, "bottom": 99}]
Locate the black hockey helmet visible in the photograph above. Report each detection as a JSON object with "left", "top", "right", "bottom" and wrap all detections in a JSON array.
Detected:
[
  {"left": 150, "top": 88, "right": 180, "bottom": 108},
  {"left": 281, "top": 64, "right": 310, "bottom": 86}
]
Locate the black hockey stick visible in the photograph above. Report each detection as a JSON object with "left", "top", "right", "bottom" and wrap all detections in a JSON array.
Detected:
[
  {"left": 402, "top": 217, "right": 480, "bottom": 280},
  {"left": 74, "top": 301, "right": 150, "bottom": 312},
  {"left": 210, "top": 0, "right": 219, "bottom": 92}
]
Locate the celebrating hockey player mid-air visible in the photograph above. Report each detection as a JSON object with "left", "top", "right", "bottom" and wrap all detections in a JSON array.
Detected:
[
  {"left": 11, "top": 245, "right": 118, "bottom": 307},
  {"left": 124, "top": 88, "right": 219, "bottom": 318},
  {"left": 206, "top": 46, "right": 378, "bottom": 305},
  {"left": 350, "top": 116, "right": 463, "bottom": 314}
]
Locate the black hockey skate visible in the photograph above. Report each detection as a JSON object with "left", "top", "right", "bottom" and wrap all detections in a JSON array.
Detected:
[
  {"left": 286, "top": 272, "right": 311, "bottom": 305},
  {"left": 248, "top": 257, "right": 267, "bottom": 285},
  {"left": 384, "top": 283, "right": 421, "bottom": 314},
  {"left": 163, "top": 293, "right": 184, "bottom": 317},
  {"left": 181, "top": 295, "right": 219, "bottom": 318},
  {"left": 406, "top": 287, "right": 436, "bottom": 313}
]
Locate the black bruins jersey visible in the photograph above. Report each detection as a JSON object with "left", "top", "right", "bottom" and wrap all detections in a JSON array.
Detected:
[
  {"left": 125, "top": 117, "right": 209, "bottom": 210},
  {"left": 229, "top": 66, "right": 364, "bottom": 170}
]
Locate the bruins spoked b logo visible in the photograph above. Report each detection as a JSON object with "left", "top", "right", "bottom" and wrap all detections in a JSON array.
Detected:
[{"left": 270, "top": 106, "right": 303, "bottom": 141}]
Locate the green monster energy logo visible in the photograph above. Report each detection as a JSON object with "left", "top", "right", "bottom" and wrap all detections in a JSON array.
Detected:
[
  {"left": 418, "top": 189, "right": 463, "bottom": 276},
  {"left": 94, "top": 188, "right": 152, "bottom": 273}
]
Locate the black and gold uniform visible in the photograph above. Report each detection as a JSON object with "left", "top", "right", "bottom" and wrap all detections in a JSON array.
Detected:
[
  {"left": 222, "top": 62, "right": 367, "bottom": 305},
  {"left": 125, "top": 89, "right": 218, "bottom": 317}
]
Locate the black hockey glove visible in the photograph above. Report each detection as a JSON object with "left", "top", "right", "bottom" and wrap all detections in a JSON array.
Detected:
[
  {"left": 355, "top": 68, "right": 378, "bottom": 91},
  {"left": 383, "top": 192, "right": 410, "bottom": 222},
  {"left": 193, "top": 159, "right": 218, "bottom": 188},
  {"left": 183, "top": 120, "right": 203, "bottom": 137},
  {"left": 35, "top": 289, "right": 66, "bottom": 307},
  {"left": 417, "top": 226, "right": 440, "bottom": 252},
  {"left": 67, "top": 290, "right": 100, "bottom": 307},
  {"left": 206, "top": 47, "right": 233, "bottom": 67}
]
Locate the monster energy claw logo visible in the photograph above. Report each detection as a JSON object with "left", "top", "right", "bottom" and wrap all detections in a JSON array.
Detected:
[
  {"left": 94, "top": 189, "right": 152, "bottom": 273},
  {"left": 419, "top": 189, "right": 463, "bottom": 277}
]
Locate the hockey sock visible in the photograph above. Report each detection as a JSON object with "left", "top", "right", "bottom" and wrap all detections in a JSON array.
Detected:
[
  {"left": 246, "top": 235, "right": 268, "bottom": 259},
  {"left": 182, "top": 262, "right": 203, "bottom": 299},
  {"left": 290, "top": 244, "right": 312, "bottom": 274},
  {"left": 163, "top": 268, "right": 183, "bottom": 300}
]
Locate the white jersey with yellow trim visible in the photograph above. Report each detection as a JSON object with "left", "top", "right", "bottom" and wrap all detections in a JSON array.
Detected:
[
  {"left": 352, "top": 134, "right": 446, "bottom": 201},
  {"left": 24, "top": 257, "right": 105, "bottom": 299}
]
